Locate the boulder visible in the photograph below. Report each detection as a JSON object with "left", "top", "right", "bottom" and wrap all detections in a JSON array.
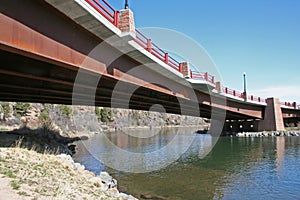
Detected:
[{"left": 99, "top": 171, "right": 117, "bottom": 190}]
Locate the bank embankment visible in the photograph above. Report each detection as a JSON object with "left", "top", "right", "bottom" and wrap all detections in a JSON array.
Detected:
[{"left": 0, "top": 147, "right": 137, "bottom": 200}]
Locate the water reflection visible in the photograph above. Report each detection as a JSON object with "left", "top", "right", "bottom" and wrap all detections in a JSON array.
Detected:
[
  {"left": 75, "top": 127, "right": 213, "bottom": 173},
  {"left": 275, "top": 137, "right": 285, "bottom": 173},
  {"left": 73, "top": 130, "right": 300, "bottom": 200}
]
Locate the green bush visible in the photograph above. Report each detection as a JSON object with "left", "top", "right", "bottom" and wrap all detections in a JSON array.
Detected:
[
  {"left": 100, "top": 108, "right": 109, "bottom": 123},
  {"left": 39, "top": 108, "right": 51, "bottom": 126},
  {"left": 95, "top": 107, "right": 101, "bottom": 122},
  {"left": 13, "top": 102, "right": 30, "bottom": 117},
  {"left": 1, "top": 102, "right": 10, "bottom": 119},
  {"left": 58, "top": 105, "right": 71, "bottom": 119}
]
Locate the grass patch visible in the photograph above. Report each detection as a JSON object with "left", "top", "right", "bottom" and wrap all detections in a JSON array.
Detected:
[
  {"left": 1, "top": 169, "right": 16, "bottom": 178},
  {"left": 10, "top": 180, "right": 20, "bottom": 190},
  {"left": 18, "top": 159, "right": 26, "bottom": 165},
  {"left": 18, "top": 191, "right": 29, "bottom": 196}
]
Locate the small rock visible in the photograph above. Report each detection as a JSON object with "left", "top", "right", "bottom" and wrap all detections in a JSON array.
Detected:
[
  {"left": 108, "top": 188, "right": 120, "bottom": 198},
  {"left": 83, "top": 170, "right": 95, "bottom": 178},
  {"left": 119, "top": 193, "right": 138, "bottom": 200},
  {"left": 80, "top": 136, "right": 89, "bottom": 140},
  {"left": 74, "top": 162, "right": 85, "bottom": 171},
  {"left": 141, "top": 194, "right": 153, "bottom": 199},
  {"left": 119, "top": 185, "right": 128, "bottom": 193},
  {"left": 140, "top": 193, "right": 169, "bottom": 200}
]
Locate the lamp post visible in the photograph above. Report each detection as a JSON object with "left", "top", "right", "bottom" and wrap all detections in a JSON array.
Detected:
[
  {"left": 243, "top": 72, "right": 247, "bottom": 101},
  {"left": 125, "top": 0, "right": 129, "bottom": 9}
]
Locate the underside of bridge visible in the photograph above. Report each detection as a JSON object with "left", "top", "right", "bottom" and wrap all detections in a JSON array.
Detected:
[
  {"left": 0, "top": 48, "right": 254, "bottom": 121},
  {"left": 5, "top": 0, "right": 298, "bottom": 133}
]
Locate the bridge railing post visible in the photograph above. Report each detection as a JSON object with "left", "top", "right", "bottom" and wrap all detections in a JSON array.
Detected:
[
  {"left": 179, "top": 63, "right": 183, "bottom": 72},
  {"left": 204, "top": 72, "right": 208, "bottom": 81},
  {"left": 164, "top": 53, "right": 169, "bottom": 64},
  {"left": 146, "top": 39, "right": 152, "bottom": 52},
  {"left": 113, "top": 11, "right": 119, "bottom": 27}
]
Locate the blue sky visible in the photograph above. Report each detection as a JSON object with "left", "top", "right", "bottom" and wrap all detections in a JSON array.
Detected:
[{"left": 109, "top": 0, "right": 300, "bottom": 103}]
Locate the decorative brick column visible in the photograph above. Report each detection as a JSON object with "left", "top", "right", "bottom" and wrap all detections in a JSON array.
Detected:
[
  {"left": 181, "top": 62, "right": 190, "bottom": 78},
  {"left": 258, "top": 98, "right": 285, "bottom": 131},
  {"left": 215, "top": 82, "right": 222, "bottom": 93},
  {"left": 118, "top": 9, "right": 135, "bottom": 34}
]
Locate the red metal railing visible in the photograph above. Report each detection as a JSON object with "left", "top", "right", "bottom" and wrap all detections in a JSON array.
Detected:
[
  {"left": 281, "top": 101, "right": 297, "bottom": 108},
  {"left": 190, "top": 71, "right": 215, "bottom": 85},
  {"left": 85, "top": 0, "right": 119, "bottom": 27},
  {"left": 85, "top": 0, "right": 216, "bottom": 84},
  {"left": 83, "top": 0, "right": 298, "bottom": 108},
  {"left": 248, "top": 95, "right": 266, "bottom": 103},
  {"left": 135, "top": 29, "right": 180, "bottom": 71},
  {"left": 223, "top": 87, "right": 244, "bottom": 99},
  {"left": 135, "top": 29, "right": 217, "bottom": 82},
  {"left": 221, "top": 87, "right": 267, "bottom": 103}
]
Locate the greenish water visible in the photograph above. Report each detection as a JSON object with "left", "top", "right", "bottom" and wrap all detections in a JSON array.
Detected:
[{"left": 73, "top": 128, "right": 300, "bottom": 200}]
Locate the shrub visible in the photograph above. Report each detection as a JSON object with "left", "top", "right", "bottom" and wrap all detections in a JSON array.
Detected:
[
  {"left": 13, "top": 102, "right": 30, "bottom": 117},
  {"left": 100, "top": 108, "right": 109, "bottom": 123},
  {"left": 39, "top": 108, "right": 51, "bottom": 126},
  {"left": 1, "top": 102, "right": 10, "bottom": 120},
  {"left": 95, "top": 107, "right": 101, "bottom": 122},
  {"left": 58, "top": 105, "right": 71, "bottom": 119}
]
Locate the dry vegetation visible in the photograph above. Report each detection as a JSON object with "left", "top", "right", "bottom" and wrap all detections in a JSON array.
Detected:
[{"left": 0, "top": 147, "right": 122, "bottom": 200}]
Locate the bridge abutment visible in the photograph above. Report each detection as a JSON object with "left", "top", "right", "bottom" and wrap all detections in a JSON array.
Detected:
[{"left": 258, "top": 98, "right": 285, "bottom": 131}]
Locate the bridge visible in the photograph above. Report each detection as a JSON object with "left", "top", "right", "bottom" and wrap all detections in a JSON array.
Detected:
[{"left": 0, "top": 0, "right": 299, "bottom": 132}]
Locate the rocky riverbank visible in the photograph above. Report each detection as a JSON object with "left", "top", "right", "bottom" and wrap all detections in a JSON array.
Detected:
[
  {"left": 0, "top": 102, "right": 209, "bottom": 136},
  {"left": 235, "top": 130, "right": 300, "bottom": 137},
  {"left": 0, "top": 147, "right": 137, "bottom": 200},
  {"left": 0, "top": 126, "right": 83, "bottom": 155},
  {"left": 0, "top": 102, "right": 210, "bottom": 199}
]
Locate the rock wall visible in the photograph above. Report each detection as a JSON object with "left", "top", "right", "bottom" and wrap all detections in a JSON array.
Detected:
[{"left": 0, "top": 102, "right": 209, "bottom": 136}]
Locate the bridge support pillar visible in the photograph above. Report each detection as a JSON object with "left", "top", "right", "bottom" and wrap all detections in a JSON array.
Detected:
[
  {"left": 118, "top": 9, "right": 135, "bottom": 34},
  {"left": 258, "top": 98, "right": 285, "bottom": 131}
]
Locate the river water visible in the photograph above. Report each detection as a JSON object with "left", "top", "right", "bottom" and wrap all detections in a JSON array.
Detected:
[{"left": 73, "top": 128, "right": 300, "bottom": 200}]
